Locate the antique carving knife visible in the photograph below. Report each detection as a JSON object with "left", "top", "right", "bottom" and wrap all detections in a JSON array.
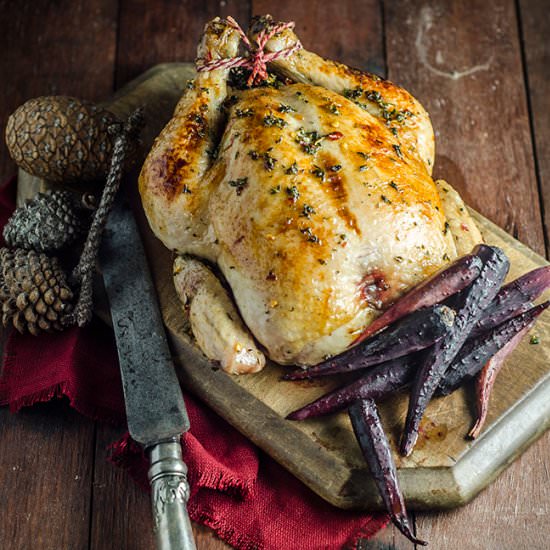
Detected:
[{"left": 100, "top": 198, "right": 196, "bottom": 550}]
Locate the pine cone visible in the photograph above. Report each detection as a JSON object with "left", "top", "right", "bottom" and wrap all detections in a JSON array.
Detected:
[
  {"left": 5, "top": 96, "right": 123, "bottom": 184},
  {"left": 3, "top": 190, "right": 89, "bottom": 253},
  {"left": 0, "top": 248, "right": 74, "bottom": 335}
]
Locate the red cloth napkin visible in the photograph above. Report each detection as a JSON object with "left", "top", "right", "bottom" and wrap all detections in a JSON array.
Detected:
[{"left": 0, "top": 176, "right": 388, "bottom": 549}]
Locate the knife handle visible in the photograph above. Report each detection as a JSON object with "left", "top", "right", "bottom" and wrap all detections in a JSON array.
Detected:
[{"left": 147, "top": 440, "right": 196, "bottom": 550}]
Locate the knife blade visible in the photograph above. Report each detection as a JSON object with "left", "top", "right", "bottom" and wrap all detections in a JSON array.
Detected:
[{"left": 100, "top": 198, "right": 196, "bottom": 550}]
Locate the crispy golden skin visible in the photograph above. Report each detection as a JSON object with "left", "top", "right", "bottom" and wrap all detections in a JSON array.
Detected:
[{"left": 139, "top": 17, "right": 481, "bottom": 366}]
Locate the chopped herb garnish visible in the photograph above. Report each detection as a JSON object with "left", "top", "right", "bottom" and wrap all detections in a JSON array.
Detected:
[
  {"left": 530, "top": 335, "right": 540, "bottom": 345},
  {"left": 443, "top": 253, "right": 451, "bottom": 261},
  {"left": 381, "top": 195, "right": 392, "bottom": 204},
  {"left": 311, "top": 165, "right": 325, "bottom": 181},
  {"left": 235, "top": 108, "right": 254, "bottom": 117},
  {"left": 393, "top": 144, "right": 404, "bottom": 159},
  {"left": 248, "top": 150, "right": 259, "bottom": 160},
  {"left": 296, "top": 128, "right": 324, "bottom": 154},
  {"left": 357, "top": 152, "right": 370, "bottom": 160},
  {"left": 325, "top": 102, "right": 341, "bottom": 115},
  {"left": 301, "top": 204, "right": 316, "bottom": 218},
  {"left": 300, "top": 227, "right": 320, "bottom": 243},
  {"left": 270, "top": 185, "right": 281, "bottom": 194},
  {"left": 330, "top": 164, "right": 342, "bottom": 172},
  {"left": 365, "top": 90, "right": 382, "bottom": 103},
  {"left": 443, "top": 221, "right": 450, "bottom": 235},
  {"left": 359, "top": 165, "right": 368, "bottom": 172},
  {"left": 343, "top": 87, "right": 363, "bottom": 100},
  {"left": 286, "top": 162, "right": 299, "bottom": 175},
  {"left": 391, "top": 127, "right": 399, "bottom": 136},
  {"left": 389, "top": 181, "right": 399, "bottom": 191},
  {"left": 228, "top": 177, "right": 248, "bottom": 196},
  {"left": 263, "top": 152, "right": 276, "bottom": 171},
  {"left": 278, "top": 103, "right": 296, "bottom": 113},
  {"left": 263, "top": 114, "right": 287, "bottom": 128},
  {"left": 318, "top": 258, "right": 327, "bottom": 265},
  {"left": 363, "top": 90, "right": 414, "bottom": 124},
  {"left": 394, "top": 255, "right": 404, "bottom": 263},
  {"left": 286, "top": 185, "right": 300, "bottom": 201},
  {"left": 182, "top": 185, "right": 192, "bottom": 194}
]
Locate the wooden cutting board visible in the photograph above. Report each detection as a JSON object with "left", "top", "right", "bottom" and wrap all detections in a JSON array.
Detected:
[{"left": 19, "top": 63, "right": 550, "bottom": 511}]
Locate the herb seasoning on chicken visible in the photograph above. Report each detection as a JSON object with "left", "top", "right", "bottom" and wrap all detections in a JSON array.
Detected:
[{"left": 139, "top": 16, "right": 482, "bottom": 372}]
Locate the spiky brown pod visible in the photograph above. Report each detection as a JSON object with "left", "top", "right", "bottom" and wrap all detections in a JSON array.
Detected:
[
  {"left": 5, "top": 96, "right": 122, "bottom": 184},
  {"left": 0, "top": 248, "right": 74, "bottom": 335},
  {"left": 3, "top": 190, "right": 90, "bottom": 252}
]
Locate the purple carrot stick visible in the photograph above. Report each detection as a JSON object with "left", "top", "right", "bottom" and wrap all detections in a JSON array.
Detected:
[
  {"left": 286, "top": 355, "right": 415, "bottom": 420},
  {"left": 468, "top": 323, "right": 534, "bottom": 439},
  {"left": 400, "top": 244, "right": 509, "bottom": 456},
  {"left": 283, "top": 304, "right": 455, "bottom": 381},
  {"left": 353, "top": 253, "right": 482, "bottom": 345},
  {"left": 287, "top": 302, "right": 548, "bottom": 422},
  {"left": 349, "top": 399, "right": 427, "bottom": 546},
  {"left": 471, "top": 265, "right": 550, "bottom": 337},
  {"left": 437, "top": 301, "right": 549, "bottom": 395}
]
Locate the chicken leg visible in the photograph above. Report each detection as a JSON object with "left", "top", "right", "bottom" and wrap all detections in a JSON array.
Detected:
[
  {"left": 173, "top": 256, "right": 266, "bottom": 374},
  {"left": 248, "top": 15, "right": 435, "bottom": 174},
  {"left": 139, "top": 18, "right": 240, "bottom": 262}
]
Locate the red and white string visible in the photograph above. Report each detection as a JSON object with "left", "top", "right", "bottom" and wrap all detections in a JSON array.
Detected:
[{"left": 196, "top": 16, "right": 302, "bottom": 86}]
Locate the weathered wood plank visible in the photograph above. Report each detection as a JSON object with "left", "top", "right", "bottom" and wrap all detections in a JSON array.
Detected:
[
  {"left": 519, "top": 0, "right": 550, "bottom": 255},
  {"left": 89, "top": 424, "right": 156, "bottom": 550},
  {"left": 385, "top": 1, "right": 549, "bottom": 548},
  {"left": 0, "top": 2, "right": 117, "bottom": 549},
  {"left": 0, "top": 0, "right": 118, "bottom": 180},
  {"left": 90, "top": 424, "right": 229, "bottom": 549},
  {"left": 0, "top": 403, "right": 96, "bottom": 550},
  {"left": 384, "top": 0, "right": 544, "bottom": 255},
  {"left": 253, "top": 0, "right": 385, "bottom": 75},
  {"left": 115, "top": 0, "right": 251, "bottom": 88},
  {"left": 414, "top": 434, "right": 550, "bottom": 550}
]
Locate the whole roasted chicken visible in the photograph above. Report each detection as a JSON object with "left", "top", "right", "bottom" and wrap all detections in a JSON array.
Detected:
[{"left": 139, "top": 16, "right": 482, "bottom": 373}]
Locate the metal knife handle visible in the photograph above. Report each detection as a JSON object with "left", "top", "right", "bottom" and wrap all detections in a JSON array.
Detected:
[{"left": 148, "top": 440, "right": 196, "bottom": 550}]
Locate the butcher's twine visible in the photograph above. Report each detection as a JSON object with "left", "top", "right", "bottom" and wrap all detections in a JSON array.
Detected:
[{"left": 196, "top": 16, "right": 302, "bottom": 87}]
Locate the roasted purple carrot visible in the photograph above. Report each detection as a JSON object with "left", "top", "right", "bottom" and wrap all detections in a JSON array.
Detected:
[
  {"left": 283, "top": 304, "right": 455, "bottom": 381},
  {"left": 288, "top": 303, "right": 547, "bottom": 422},
  {"left": 437, "top": 301, "right": 549, "bottom": 396},
  {"left": 468, "top": 323, "right": 533, "bottom": 439},
  {"left": 400, "top": 244, "right": 509, "bottom": 456},
  {"left": 471, "top": 265, "right": 550, "bottom": 337},
  {"left": 349, "top": 399, "right": 427, "bottom": 546},
  {"left": 353, "top": 253, "right": 482, "bottom": 345},
  {"left": 286, "top": 355, "right": 415, "bottom": 420}
]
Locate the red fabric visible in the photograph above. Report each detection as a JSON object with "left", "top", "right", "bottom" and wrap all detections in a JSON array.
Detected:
[{"left": 0, "top": 176, "right": 388, "bottom": 549}]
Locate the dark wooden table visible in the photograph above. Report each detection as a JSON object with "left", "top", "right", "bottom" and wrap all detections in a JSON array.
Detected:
[{"left": 1, "top": 1, "right": 549, "bottom": 548}]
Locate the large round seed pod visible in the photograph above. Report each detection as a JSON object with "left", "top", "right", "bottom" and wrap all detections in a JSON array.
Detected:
[
  {"left": 0, "top": 247, "right": 74, "bottom": 335},
  {"left": 3, "top": 190, "right": 91, "bottom": 253},
  {"left": 5, "top": 96, "right": 122, "bottom": 184}
]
